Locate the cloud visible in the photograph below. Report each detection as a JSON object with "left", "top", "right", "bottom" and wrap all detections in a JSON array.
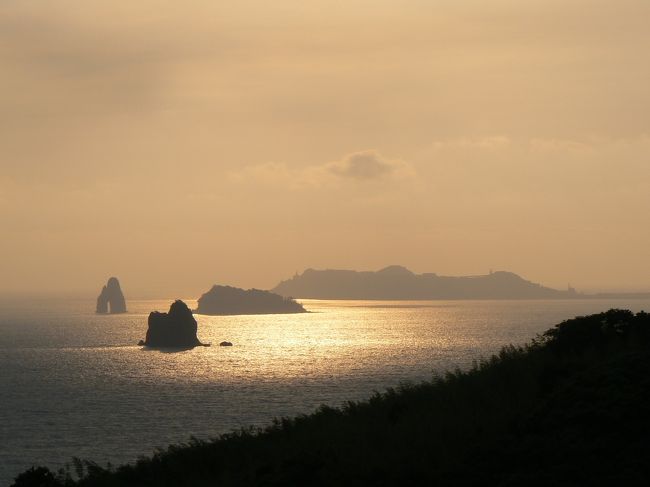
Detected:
[
  {"left": 429, "top": 136, "right": 512, "bottom": 151},
  {"left": 325, "top": 150, "right": 411, "bottom": 181},
  {"left": 230, "top": 150, "right": 414, "bottom": 189}
]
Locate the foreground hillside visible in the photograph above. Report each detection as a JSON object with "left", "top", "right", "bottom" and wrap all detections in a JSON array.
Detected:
[{"left": 13, "top": 309, "right": 650, "bottom": 486}]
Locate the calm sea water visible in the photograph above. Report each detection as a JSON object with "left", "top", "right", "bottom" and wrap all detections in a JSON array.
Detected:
[{"left": 1, "top": 297, "right": 649, "bottom": 484}]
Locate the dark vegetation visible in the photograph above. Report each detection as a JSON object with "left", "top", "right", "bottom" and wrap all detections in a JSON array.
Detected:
[
  {"left": 196, "top": 285, "right": 306, "bottom": 315},
  {"left": 13, "top": 309, "right": 650, "bottom": 486}
]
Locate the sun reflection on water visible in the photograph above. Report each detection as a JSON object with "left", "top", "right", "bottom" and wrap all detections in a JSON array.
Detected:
[{"left": 3, "top": 297, "right": 650, "bottom": 483}]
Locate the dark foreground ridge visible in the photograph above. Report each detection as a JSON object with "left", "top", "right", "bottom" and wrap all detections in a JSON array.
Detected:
[
  {"left": 95, "top": 277, "right": 126, "bottom": 314},
  {"left": 138, "top": 300, "right": 206, "bottom": 348},
  {"left": 196, "top": 285, "right": 306, "bottom": 315},
  {"left": 13, "top": 309, "right": 650, "bottom": 486}
]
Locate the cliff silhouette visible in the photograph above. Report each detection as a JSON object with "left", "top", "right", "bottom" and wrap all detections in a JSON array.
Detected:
[
  {"left": 196, "top": 285, "right": 306, "bottom": 315},
  {"left": 272, "top": 265, "right": 576, "bottom": 300},
  {"left": 14, "top": 309, "right": 650, "bottom": 486},
  {"left": 139, "top": 300, "right": 206, "bottom": 348},
  {"left": 96, "top": 277, "right": 127, "bottom": 314}
]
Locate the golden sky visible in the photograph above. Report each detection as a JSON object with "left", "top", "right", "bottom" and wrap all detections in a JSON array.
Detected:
[{"left": 1, "top": 0, "right": 649, "bottom": 296}]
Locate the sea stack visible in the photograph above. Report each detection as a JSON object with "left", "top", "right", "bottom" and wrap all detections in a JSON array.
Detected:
[
  {"left": 96, "top": 277, "right": 127, "bottom": 314},
  {"left": 140, "top": 300, "right": 205, "bottom": 348}
]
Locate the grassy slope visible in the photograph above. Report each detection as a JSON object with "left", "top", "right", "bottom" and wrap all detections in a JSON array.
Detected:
[{"left": 13, "top": 309, "right": 650, "bottom": 487}]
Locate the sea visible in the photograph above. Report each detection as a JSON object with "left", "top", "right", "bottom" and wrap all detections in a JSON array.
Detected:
[{"left": 2, "top": 297, "right": 650, "bottom": 485}]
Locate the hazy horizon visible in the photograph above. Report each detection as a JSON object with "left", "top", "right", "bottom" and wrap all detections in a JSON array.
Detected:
[
  {"left": 2, "top": 264, "right": 648, "bottom": 300},
  {"left": 3, "top": 0, "right": 650, "bottom": 297}
]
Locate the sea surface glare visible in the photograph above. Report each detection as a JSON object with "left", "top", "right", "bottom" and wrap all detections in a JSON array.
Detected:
[{"left": 1, "top": 298, "right": 649, "bottom": 484}]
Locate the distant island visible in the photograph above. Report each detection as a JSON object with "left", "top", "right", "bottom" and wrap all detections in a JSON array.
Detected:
[
  {"left": 272, "top": 265, "right": 578, "bottom": 300},
  {"left": 139, "top": 300, "right": 207, "bottom": 348},
  {"left": 196, "top": 285, "right": 306, "bottom": 315},
  {"left": 96, "top": 277, "right": 127, "bottom": 313}
]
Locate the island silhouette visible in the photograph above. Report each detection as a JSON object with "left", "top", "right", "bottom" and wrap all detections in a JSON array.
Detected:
[
  {"left": 272, "top": 265, "right": 579, "bottom": 300},
  {"left": 95, "top": 277, "right": 127, "bottom": 314},
  {"left": 196, "top": 285, "right": 306, "bottom": 315},
  {"left": 138, "top": 300, "right": 207, "bottom": 348}
]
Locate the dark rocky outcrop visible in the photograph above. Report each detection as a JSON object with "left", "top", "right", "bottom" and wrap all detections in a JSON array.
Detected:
[
  {"left": 139, "top": 300, "right": 206, "bottom": 348},
  {"left": 96, "top": 277, "right": 127, "bottom": 314},
  {"left": 219, "top": 341, "right": 233, "bottom": 347},
  {"left": 196, "top": 285, "right": 307, "bottom": 315}
]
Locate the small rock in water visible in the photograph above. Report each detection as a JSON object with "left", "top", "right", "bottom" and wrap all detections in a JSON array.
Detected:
[
  {"left": 141, "top": 300, "right": 203, "bottom": 348},
  {"left": 219, "top": 341, "right": 233, "bottom": 347}
]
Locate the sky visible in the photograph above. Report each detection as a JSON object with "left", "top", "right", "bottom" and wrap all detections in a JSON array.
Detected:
[{"left": 1, "top": 0, "right": 649, "bottom": 297}]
